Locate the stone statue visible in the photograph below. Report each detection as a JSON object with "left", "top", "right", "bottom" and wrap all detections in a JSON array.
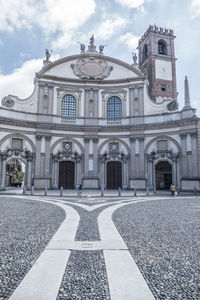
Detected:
[
  {"left": 77, "top": 42, "right": 85, "bottom": 53},
  {"left": 89, "top": 35, "right": 94, "bottom": 46},
  {"left": 132, "top": 52, "right": 137, "bottom": 65},
  {"left": 99, "top": 44, "right": 108, "bottom": 54},
  {"left": 45, "top": 49, "right": 51, "bottom": 62}
]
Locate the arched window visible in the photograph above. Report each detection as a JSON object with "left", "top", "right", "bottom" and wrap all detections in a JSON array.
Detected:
[
  {"left": 142, "top": 44, "right": 148, "bottom": 60},
  {"left": 107, "top": 96, "right": 122, "bottom": 118},
  {"left": 61, "top": 94, "right": 76, "bottom": 117},
  {"left": 158, "top": 40, "right": 167, "bottom": 55}
]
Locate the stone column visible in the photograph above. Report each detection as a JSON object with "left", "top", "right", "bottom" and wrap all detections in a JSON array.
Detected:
[
  {"left": 44, "top": 136, "right": 52, "bottom": 177},
  {"left": 180, "top": 134, "right": 187, "bottom": 178},
  {"left": 84, "top": 138, "right": 90, "bottom": 177},
  {"left": 76, "top": 159, "right": 81, "bottom": 185},
  {"left": 35, "top": 135, "right": 42, "bottom": 177},
  {"left": 123, "top": 159, "right": 127, "bottom": 189},
  {"left": 26, "top": 159, "right": 32, "bottom": 190},
  {"left": 191, "top": 133, "right": 198, "bottom": 178},
  {"left": 0, "top": 156, "right": 7, "bottom": 190},
  {"left": 130, "top": 138, "right": 136, "bottom": 178},
  {"left": 172, "top": 158, "right": 177, "bottom": 186},
  {"left": 148, "top": 158, "right": 153, "bottom": 188},
  {"left": 53, "top": 158, "right": 58, "bottom": 189},
  {"left": 139, "top": 137, "right": 145, "bottom": 178},
  {"left": 100, "top": 159, "right": 105, "bottom": 186},
  {"left": 93, "top": 138, "right": 98, "bottom": 177}
]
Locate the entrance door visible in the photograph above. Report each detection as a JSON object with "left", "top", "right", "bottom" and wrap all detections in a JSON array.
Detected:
[
  {"left": 59, "top": 161, "right": 75, "bottom": 189},
  {"left": 107, "top": 161, "right": 122, "bottom": 189},
  {"left": 155, "top": 161, "right": 172, "bottom": 190}
]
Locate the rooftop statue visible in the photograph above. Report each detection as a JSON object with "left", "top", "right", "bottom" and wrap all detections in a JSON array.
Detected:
[
  {"left": 99, "top": 44, "right": 108, "bottom": 54},
  {"left": 132, "top": 52, "right": 137, "bottom": 65},
  {"left": 77, "top": 42, "right": 85, "bottom": 53},
  {"left": 45, "top": 49, "right": 51, "bottom": 62},
  {"left": 43, "top": 49, "right": 52, "bottom": 65},
  {"left": 89, "top": 34, "right": 94, "bottom": 46}
]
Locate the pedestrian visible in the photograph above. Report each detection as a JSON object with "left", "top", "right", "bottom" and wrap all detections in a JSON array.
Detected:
[
  {"left": 170, "top": 184, "right": 176, "bottom": 196},
  {"left": 78, "top": 184, "right": 83, "bottom": 198}
]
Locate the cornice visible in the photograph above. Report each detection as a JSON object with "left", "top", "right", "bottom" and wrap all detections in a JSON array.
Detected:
[{"left": 0, "top": 116, "right": 198, "bottom": 133}]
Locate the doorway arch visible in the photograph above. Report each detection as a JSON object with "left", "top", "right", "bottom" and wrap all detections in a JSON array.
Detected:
[
  {"left": 155, "top": 161, "right": 172, "bottom": 190},
  {"left": 59, "top": 161, "right": 75, "bottom": 189},
  {"left": 107, "top": 161, "right": 122, "bottom": 189}
]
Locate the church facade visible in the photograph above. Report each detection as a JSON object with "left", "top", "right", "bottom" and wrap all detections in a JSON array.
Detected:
[{"left": 0, "top": 25, "right": 199, "bottom": 191}]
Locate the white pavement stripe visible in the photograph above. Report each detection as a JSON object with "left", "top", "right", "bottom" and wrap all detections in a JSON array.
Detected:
[
  {"left": 9, "top": 250, "right": 70, "bottom": 300},
  {"left": 98, "top": 201, "right": 155, "bottom": 300},
  {"left": 10, "top": 198, "right": 79, "bottom": 300},
  {"left": 104, "top": 250, "right": 154, "bottom": 300}
]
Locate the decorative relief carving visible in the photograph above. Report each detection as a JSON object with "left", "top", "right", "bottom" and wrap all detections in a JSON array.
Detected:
[
  {"left": 71, "top": 57, "right": 113, "bottom": 80},
  {"left": 52, "top": 150, "right": 81, "bottom": 161},
  {"left": 101, "top": 88, "right": 127, "bottom": 101},
  {"left": 100, "top": 148, "right": 129, "bottom": 162},
  {"left": 1, "top": 96, "right": 15, "bottom": 108},
  {"left": 0, "top": 149, "right": 33, "bottom": 161},
  {"left": 167, "top": 100, "right": 179, "bottom": 111},
  {"left": 147, "top": 150, "right": 178, "bottom": 162}
]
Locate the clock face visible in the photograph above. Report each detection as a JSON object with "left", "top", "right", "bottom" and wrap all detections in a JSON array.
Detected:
[
  {"left": 111, "top": 144, "right": 117, "bottom": 150},
  {"left": 64, "top": 143, "right": 71, "bottom": 150}
]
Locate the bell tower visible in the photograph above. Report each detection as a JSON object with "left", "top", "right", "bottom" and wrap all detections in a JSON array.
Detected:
[{"left": 138, "top": 25, "right": 178, "bottom": 103}]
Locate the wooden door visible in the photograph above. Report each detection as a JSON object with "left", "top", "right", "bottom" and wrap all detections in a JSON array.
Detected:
[
  {"left": 107, "top": 161, "right": 122, "bottom": 189},
  {"left": 59, "top": 161, "right": 75, "bottom": 189}
]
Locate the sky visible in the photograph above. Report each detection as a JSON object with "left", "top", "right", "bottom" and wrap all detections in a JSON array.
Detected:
[{"left": 0, "top": 0, "right": 199, "bottom": 114}]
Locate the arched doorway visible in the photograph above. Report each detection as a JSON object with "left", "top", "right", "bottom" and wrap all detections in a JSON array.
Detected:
[
  {"left": 59, "top": 161, "right": 75, "bottom": 189},
  {"left": 107, "top": 161, "right": 122, "bottom": 189},
  {"left": 155, "top": 161, "right": 172, "bottom": 190}
]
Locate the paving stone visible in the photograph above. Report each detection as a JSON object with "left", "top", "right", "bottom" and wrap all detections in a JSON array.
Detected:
[
  {"left": 113, "top": 198, "right": 200, "bottom": 299},
  {"left": 0, "top": 197, "right": 65, "bottom": 299},
  {"left": 57, "top": 250, "right": 110, "bottom": 300}
]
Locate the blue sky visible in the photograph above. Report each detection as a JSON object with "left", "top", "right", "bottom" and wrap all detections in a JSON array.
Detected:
[{"left": 0, "top": 0, "right": 199, "bottom": 114}]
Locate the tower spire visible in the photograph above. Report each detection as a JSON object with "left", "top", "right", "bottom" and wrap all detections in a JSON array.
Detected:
[{"left": 183, "top": 76, "right": 191, "bottom": 109}]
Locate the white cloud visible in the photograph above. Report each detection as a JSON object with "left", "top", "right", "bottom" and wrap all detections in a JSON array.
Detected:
[
  {"left": 0, "top": 55, "right": 59, "bottom": 100},
  {"left": 0, "top": 59, "right": 42, "bottom": 99},
  {"left": 51, "top": 32, "right": 73, "bottom": 50},
  {"left": 95, "top": 17, "right": 127, "bottom": 40},
  {"left": 114, "top": 0, "right": 145, "bottom": 8},
  {"left": 0, "top": 0, "right": 95, "bottom": 34},
  {"left": 191, "top": 0, "right": 200, "bottom": 18},
  {"left": 119, "top": 32, "right": 140, "bottom": 50}
]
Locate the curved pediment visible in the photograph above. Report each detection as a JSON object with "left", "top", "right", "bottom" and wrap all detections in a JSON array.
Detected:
[{"left": 38, "top": 53, "right": 144, "bottom": 82}]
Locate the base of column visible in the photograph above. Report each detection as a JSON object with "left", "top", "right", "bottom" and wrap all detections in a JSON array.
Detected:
[
  {"left": 181, "top": 179, "right": 200, "bottom": 191},
  {"left": 0, "top": 186, "right": 5, "bottom": 191},
  {"left": 33, "top": 178, "right": 51, "bottom": 189},
  {"left": 129, "top": 179, "right": 146, "bottom": 189},
  {"left": 83, "top": 177, "right": 99, "bottom": 189}
]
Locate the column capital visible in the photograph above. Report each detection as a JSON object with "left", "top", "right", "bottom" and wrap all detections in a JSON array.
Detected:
[
  {"left": 130, "top": 137, "right": 136, "bottom": 143},
  {"left": 180, "top": 133, "right": 187, "bottom": 139},
  {"left": 36, "top": 135, "right": 43, "bottom": 141},
  {"left": 93, "top": 138, "right": 99, "bottom": 143},
  {"left": 45, "top": 135, "right": 52, "bottom": 141},
  {"left": 84, "top": 137, "right": 90, "bottom": 143},
  {"left": 190, "top": 132, "right": 197, "bottom": 138}
]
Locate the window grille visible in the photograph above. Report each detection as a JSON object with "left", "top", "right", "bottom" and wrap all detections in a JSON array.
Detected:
[
  {"left": 107, "top": 96, "right": 122, "bottom": 118},
  {"left": 61, "top": 94, "right": 76, "bottom": 118}
]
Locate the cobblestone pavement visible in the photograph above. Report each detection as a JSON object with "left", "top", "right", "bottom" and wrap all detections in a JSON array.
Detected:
[
  {"left": 57, "top": 251, "right": 110, "bottom": 300},
  {"left": 113, "top": 198, "right": 200, "bottom": 299},
  {"left": 0, "top": 197, "right": 65, "bottom": 300},
  {"left": 1, "top": 195, "right": 200, "bottom": 299}
]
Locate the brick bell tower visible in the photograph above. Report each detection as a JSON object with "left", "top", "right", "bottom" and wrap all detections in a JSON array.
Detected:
[{"left": 138, "top": 25, "right": 178, "bottom": 103}]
